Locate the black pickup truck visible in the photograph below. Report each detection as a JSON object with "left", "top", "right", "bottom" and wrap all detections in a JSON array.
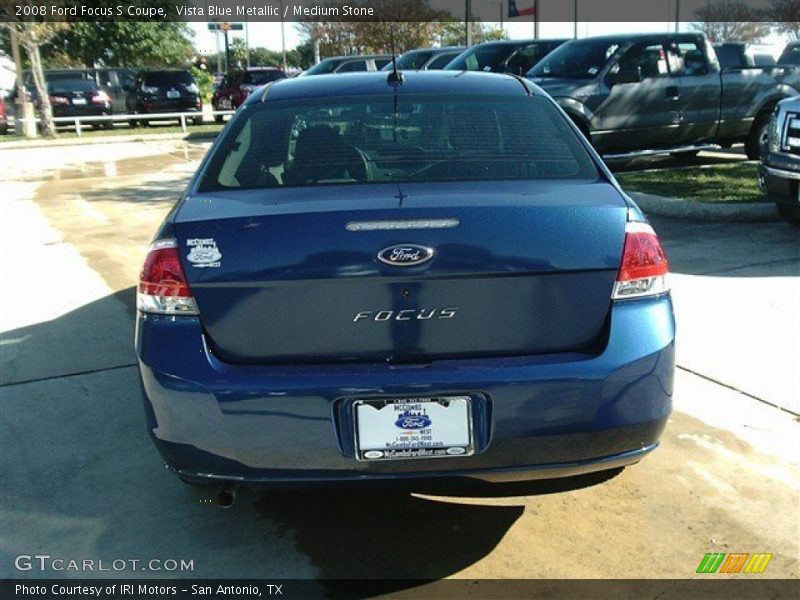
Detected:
[{"left": 528, "top": 33, "right": 799, "bottom": 159}]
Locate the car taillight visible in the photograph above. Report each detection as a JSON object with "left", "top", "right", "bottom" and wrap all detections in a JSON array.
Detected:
[
  {"left": 137, "top": 239, "right": 198, "bottom": 315},
  {"left": 49, "top": 95, "right": 69, "bottom": 105},
  {"left": 92, "top": 91, "right": 110, "bottom": 105},
  {"left": 612, "top": 221, "right": 669, "bottom": 300}
]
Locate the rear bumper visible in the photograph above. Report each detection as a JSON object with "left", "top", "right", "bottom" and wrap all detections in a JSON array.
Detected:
[
  {"left": 136, "top": 295, "right": 675, "bottom": 486},
  {"left": 52, "top": 105, "right": 111, "bottom": 118},
  {"left": 140, "top": 99, "right": 201, "bottom": 114}
]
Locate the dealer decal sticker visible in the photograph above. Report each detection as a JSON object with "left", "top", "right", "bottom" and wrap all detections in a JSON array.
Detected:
[{"left": 186, "top": 238, "right": 222, "bottom": 268}]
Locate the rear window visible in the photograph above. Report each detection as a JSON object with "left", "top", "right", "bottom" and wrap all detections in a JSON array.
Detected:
[
  {"left": 714, "top": 45, "right": 745, "bottom": 69},
  {"left": 427, "top": 52, "right": 460, "bottom": 69},
  {"left": 243, "top": 70, "right": 286, "bottom": 85},
  {"left": 446, "top": 45, "right": 515, "bottom": 71},
  {"left": 199, "top": 94, "right": 598, "bottom": 193},
  {"left": 144, "top": 71, "right": 195, "bottom": 87},
  {"left": 48, "top": 79, "right": 97, "bottom": 93},
  {"left": 303, "top": 59, "right": 342, "bottom": 75},
  {"left": 778, "top": 44, "right": 800, "bottom": 65},
  {"left": 336, "top": 60, "right": 368, "bottom": 72},
  {"left": 531, "top": 39, "right": 621, "bottom": 79}
]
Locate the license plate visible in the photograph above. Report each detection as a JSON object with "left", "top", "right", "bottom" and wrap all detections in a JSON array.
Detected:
[
  {"left": 354, "top": 397, "right": 473, "bottom": 461},
  {"left": 72, "top": 98, "right": 86, "bottom": 105},
  {"left": 167, "top": 90, "right": 180, "bottom": 99}
]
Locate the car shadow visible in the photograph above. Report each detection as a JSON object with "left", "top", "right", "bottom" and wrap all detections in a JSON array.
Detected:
[{"left": 251, "top": 468, "right": 622, "bottom": 593}]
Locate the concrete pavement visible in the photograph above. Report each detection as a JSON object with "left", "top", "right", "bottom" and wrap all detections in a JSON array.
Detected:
[{"left": 0, "top": 140, "right": 797, "bottom": 582}]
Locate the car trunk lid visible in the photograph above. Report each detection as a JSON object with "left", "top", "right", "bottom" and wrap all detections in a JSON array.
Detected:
[{"left": 174, "top": 180, "right": 627, "bottom": 364}]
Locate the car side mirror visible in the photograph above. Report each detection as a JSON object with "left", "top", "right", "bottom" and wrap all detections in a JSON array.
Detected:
[{"left": 611, "top": 66, "right": 643, "bottom": 85}]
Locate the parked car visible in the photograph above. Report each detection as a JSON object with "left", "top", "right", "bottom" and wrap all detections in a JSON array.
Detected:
[
  {"left": 125, "top": 69, "right": 202, "bottom": 127},
  {"left": 0, "top": 96, "right": 7, "bottom": 135},
  {"left": 529, "top": 33, "right": 800, "bottom": 159},
  {"left": 714, "top": 42, "right": 778, "bottom": 69},
  {"left": 212, "top": 67, "right": 287, "bottom": 121},
  {"left": 381, "top": 47, "right": 466, "bottom": 71},
  {"left": 778, "top": 42, "right": 800, "bottom": 66},
  {"left": 38, "top": 79, "right": 112, "bottom": 128},
  {"left": 444, "top": 39, "right": 567, "bottom": 75},
  {"left": 301, "top": 55, "right": 393, "bottom": 76},
  {"left": 135, "top": 71, "right": 674, "bottom": 498},
  {"left": 24, "top": 68, "right": 137, "bottom": 116},
  {"left": 759, "top": 96, "right": 800, "bottom": 226}
]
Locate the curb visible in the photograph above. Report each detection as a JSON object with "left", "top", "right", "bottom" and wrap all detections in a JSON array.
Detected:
[
  {"left": 630, "top": 192, "right": 780, "bottom": 223},
  {"left": 0, "top": 131, "right": 218, "bottom": 150}
]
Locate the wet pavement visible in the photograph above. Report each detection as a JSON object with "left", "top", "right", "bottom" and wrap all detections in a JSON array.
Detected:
[{"left": 0, "top": 141, "right": 798, "bottom": 583}]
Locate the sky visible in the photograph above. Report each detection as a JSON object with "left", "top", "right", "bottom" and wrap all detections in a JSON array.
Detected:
[{"left": 190, "top": 20, "right": 788, "bottom": 56}]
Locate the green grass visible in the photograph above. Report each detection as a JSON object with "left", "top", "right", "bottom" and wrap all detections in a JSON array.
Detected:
[
  {"left": 0, "top": 122, "right": 223, "bottom": 143},
  {"left": 616, "top": 162, "right": 769, "bottom": 204}
]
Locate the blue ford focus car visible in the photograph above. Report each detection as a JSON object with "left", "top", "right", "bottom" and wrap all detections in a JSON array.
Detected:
[{"left": 135, "top": 71, "right": 674, "bottom": 497}]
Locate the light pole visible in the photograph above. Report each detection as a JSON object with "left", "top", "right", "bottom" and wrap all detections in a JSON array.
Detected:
[
  {"left": 465, "top": 0, "right": 472, "bottom": 46},
  {"left": 245, "top": 19, "right": 250, "bottom": 68},
  {"left": 573, "top": 0, "right": 578, "bottom": 39},
  {"left": 280, "top": 0, "right": 287, "bottom": 71},
  {"left": 214, "top": 24, "right": 222, "bottom": 74}
]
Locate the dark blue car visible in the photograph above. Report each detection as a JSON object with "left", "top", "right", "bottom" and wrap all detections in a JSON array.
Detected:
[{"left": 135, "top": 71, "right": 674, "bottom": 498}]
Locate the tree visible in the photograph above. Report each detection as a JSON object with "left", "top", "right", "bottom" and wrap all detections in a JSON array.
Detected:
[
  {"left": 691, "top": 0, "right": 771, "bottom": 42},
  {"left": 437, "top": 21, "right": 507, "bottom": 47},
  {"left": 292, "top": 40, "right": 316, "bottom": 69},
  {"left": 249, "top": 47, "right": 285, "bottom": 68},
  {"left": 769, "top": 0, "right": 800, "bottom": 40},
  {"left": 44, "top": 22, "right": 194, "bottom": 68},
  {"left": 2, "top": 22, "right": 63, "bottom": 138},
  {"left": 352, "top": 21, "right": 459, "bottom": 54},
  {"left": 229, "top": 37, "right": 248, "bottom": 67},
  {"left": 296, "top": 0, "right": 453, "bottom": 57}
]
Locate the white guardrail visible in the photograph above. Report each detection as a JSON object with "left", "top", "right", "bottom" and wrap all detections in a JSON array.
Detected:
[{"left": 10, "top": 110, "right": 236, "bottom": 136}]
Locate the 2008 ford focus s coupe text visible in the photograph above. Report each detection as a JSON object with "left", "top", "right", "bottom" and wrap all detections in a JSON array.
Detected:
[{"left": 135, "top": 71, "right": 675, "bottom": 494}]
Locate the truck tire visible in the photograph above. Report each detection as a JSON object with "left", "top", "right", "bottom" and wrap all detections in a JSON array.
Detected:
[
  {"left": 777, "top": 201, "right": 800, "bottom": 227},
  {"left": 745, "top": 113, "right": 770, "bottom": 160}
]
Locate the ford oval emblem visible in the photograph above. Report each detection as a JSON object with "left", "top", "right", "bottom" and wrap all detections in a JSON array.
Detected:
[
  {"left": 377, "top": 244, "right": 434, "bottom": 267},
  {"left": 395, "top": 410, "right": 432, "bottom": 430}
]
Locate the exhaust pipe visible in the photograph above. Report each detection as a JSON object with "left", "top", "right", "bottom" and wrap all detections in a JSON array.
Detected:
[{"left": 215, "top": 485, "right": 237, "bottom": 508}]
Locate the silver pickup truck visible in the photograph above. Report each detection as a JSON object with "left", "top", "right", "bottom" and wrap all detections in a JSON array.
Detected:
[
  {"left": 529, "top": 33, "right": 799, "bottom": 160},
  {"left": 760, "top": 96, "right": 800, "bottom": 226}
]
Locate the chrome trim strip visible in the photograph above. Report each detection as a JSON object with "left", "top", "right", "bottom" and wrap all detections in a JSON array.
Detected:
[
  {"left": 762, "top": 165, "right": 800, "bottom": 181},
  {"left": 147, "top": 238, "right": 178, "bottom": 252},
  {"left": 346, "top": 219, "right": 459, "bottom": 231}
]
